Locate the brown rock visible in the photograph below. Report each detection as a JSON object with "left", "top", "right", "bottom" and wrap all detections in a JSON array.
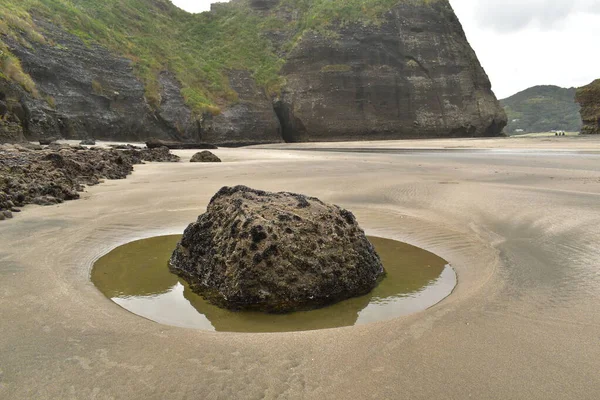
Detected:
[
  {"left": 169, "top": 186, "right": 385, "bottom": 313},
  {"left": 190, "top": 151, "right": 221, "bottom": 163}
]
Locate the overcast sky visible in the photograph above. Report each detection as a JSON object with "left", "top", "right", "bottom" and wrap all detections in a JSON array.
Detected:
[{"left": 170, "top": 0, "right": 600, "bottom": 99}]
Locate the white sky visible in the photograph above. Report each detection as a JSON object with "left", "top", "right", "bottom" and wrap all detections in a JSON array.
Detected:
[{"left": 170, "top": 0, "right": 600, "bottom": 99}]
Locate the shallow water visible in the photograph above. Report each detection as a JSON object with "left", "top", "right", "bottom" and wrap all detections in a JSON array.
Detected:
[{"left": 92, "top": 235, "right": 455, "bottom": 332}]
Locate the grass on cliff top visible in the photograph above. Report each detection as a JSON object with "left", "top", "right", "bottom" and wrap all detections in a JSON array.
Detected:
[
  {"left": 0, "top": 0, "right": 442, "bottom": 114},
  {"left": 0, "top": 0, "right": 284, "bottom": 114}
]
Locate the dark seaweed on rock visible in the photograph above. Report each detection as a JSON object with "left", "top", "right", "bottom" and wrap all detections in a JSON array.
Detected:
[{"left": 169, "top": 185, "right": 385, "bottom": 313}]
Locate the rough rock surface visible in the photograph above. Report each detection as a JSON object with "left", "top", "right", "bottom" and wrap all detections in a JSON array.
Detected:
[
  {"left": 4, "top": 18, "right": 197, "bottom": 143},
  {"left": 272, "top": 1, "right": 506, "bottom": 141},
  {"left": 0, "top": 80, "right": 27, "bottom": 144},
  {"left": 0, "top": 144, "right": 179, "bottom": 218},
  {"left": 199, "top": 70, "right": 283, "bottom": 146},
  {"left": 146, "top": 138, "right": 217, "bottom": 150},
  {"left": 190, "top": 151, "right": 221, "bottom": 163},
  {"left": 2, "top": 1, "right": 506, "bottom": 145},
  {"left": 169, "top": 185, "right": 385, "bottom": 313},
  {"left": 156, "top": 71, "right": 199, "bottom": 139},
  {"left": 576, "top": 80, "right": 600, "bottom": 135}
]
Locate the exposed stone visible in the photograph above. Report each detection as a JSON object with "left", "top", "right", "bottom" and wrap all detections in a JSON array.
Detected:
[
  {"left": 146, "top": 138, "right": 218, "bottom": 150},
  {"left": 156, "top": 71, "right": 199, "bottom": 139},
  {"left": 576, "top": 80, "right": 600, "bottom": 135},
  {"left": 169, "top": 185, "right": 385, "bottom": 313},
  {"left": 20, "top": 143, "right": 43, "bottom": 151},
  {"left": 39, "top": 138, "right": 59, "bottom": 145},
  {"left": 199, "top": 70, "right": 283, "bottom": 146},
  {"left": 0, "top": 145, "right": 179, "bottom": 220},
  {"left": 0, "top": 80, "right": 27, "bottom": 144},
  {"left": 121, "top": 146, "right": 181, "bottom": 163},
  {"left": 5, "top": 18, "right": 199, "bottom": 142},
  {"left": 271, "top": 1, "right": 506, "bottom": 141},
  {"left": 3, "top": 1, "right": 506, "bottom": 146},
  {"left": 190, "top": 151, "right": 221, "bottom": 163}
]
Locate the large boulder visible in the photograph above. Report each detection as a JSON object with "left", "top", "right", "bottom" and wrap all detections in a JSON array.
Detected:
[
  {"left": 190, "top": 151, "right": 221, "bottom": 163},
  {"left": 169, "top": 186, "right": 385, "bottom": 313}
]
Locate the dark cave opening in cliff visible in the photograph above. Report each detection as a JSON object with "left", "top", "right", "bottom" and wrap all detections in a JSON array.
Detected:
[{"left": 273, "top": 101, "right": 307, "bottom": 143}]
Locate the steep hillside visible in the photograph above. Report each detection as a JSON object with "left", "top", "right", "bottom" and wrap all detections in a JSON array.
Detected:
[
  {"left": 576, "top": 80, "right": 600, "bottom": 135},
  {"left": 500, "top": 86, "right": 582, "bottom": 135},
  {"left": 0, "top": 0, "right": 506, "bottom": 144}
]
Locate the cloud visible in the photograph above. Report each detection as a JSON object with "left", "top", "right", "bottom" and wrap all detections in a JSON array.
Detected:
[{"left": 473, "top": 0, "right": 600, "bottom": 32}]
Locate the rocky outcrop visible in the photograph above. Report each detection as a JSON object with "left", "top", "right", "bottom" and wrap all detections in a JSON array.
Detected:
[
  {"left": 0, "top": 79, "right": 27, "bottom": 143},
  {"left": 272, "top": 1, "right": 506, "bottom": 141},
  {"left": 576, "top": 80, "right": 600, "bottom": 135},
  {"left": 2, "top": 0, "right": 505, "bottom": 145},
  {"left": 169, "top": 185, "right": 385, "bottom": 313},
  {"left": 80, "top": 139, "right": 96, "bottom": 146},
  {"left": 190, "top": 151, "right": 221, "bottom": 163},
  {"left": 156, "top": 71, "right": 199, "bottom": 139},
  {"left": 199, "top": 70, "right": 283, "bottom": 146},
  {"left": 146, "top": 138, "right": 217, "bottom": 150},
  {"left": 4, "top": 18, "right": 198, "bottom": 143},
  {"left": 0, "top": 144, "right": 179, "bottom": 218}
]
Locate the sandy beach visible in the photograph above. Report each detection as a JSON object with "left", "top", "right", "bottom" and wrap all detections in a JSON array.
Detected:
[{"left": 1, "top": 136, "right": 600, "bottom": 399}]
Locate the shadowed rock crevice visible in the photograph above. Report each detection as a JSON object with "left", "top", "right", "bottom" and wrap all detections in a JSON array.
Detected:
[{"left": 273, "top": 100, "right": 308, "bottom": 143}]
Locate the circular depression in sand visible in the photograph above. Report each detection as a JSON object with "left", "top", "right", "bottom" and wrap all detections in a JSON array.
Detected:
[{"left": 91, "top": 235, "right": 456, "bottom": 332}]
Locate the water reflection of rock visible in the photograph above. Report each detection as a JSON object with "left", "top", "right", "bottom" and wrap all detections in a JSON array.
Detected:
[
  {"left": 92, "top": 235, "right": 450, "bottom": 332},
  {"left": 182, "top": 281, "right": 372, "bottom": 333},
  {"left": 92, "top": 235, "right": 181, "bottom": 298},
  {"left": 181, "top": 237, "right": 446, "bottom": 333}
]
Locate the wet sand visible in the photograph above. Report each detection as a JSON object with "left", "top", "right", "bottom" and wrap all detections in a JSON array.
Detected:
[{"left": 1, "top": 136, "right": 600, "bottom": 399}]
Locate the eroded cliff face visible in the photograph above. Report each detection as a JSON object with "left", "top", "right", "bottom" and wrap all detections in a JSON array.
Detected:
[
  {"left": 0, "top": 79, "right": 27, "bottom": 143},
  {"left": 1, "top": 0, "right": 506, "bottom": 144},
  {"left": 2, "top": 17, "right": 282, "bottom": 145},
  {"left": 576, "top": 80, "right": 600, "bottom": 135},
  {"left": 274, "top": 1, "right": 506, "bottom": 141},
  {"left": 4, "top": 18, "right": 188, "bottom": 142},
  {"left": 200, "top": 70, "right": 283, "bottom": 146}
]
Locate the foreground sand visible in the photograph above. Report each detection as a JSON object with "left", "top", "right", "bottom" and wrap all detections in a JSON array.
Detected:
[{"left": 1, "top": 137, "right": 600, "bottom": 399}]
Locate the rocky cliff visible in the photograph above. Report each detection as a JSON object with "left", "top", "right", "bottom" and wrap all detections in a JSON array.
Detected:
[
  {"left": 0, "top": 79, "right": 27, "bottom": 143},
  {"left": 0, "top": 0, "right": 506, "bottom": 144},
  {"left": 576, "top": 80, "right": 600, "bottom": 135},
  {"left": 274, "top": 0, "right": 505, "bottom": 141},
  {"left": 3, "top": 18, "right": 200, "bottom": 143}
]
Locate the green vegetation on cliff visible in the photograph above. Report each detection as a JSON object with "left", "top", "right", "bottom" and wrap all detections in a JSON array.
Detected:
[
  {"left": 0, "top": 0, "right": 443, "bottom": 115},
  {"left": 0, "top": 0, "right": 283, "bottom": 114},
  {"left": 575, "top": 80, "right": 600, "bottom": 135},
  {"left": 500, "top": 85, "right": 582, "bottom": 134}
]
